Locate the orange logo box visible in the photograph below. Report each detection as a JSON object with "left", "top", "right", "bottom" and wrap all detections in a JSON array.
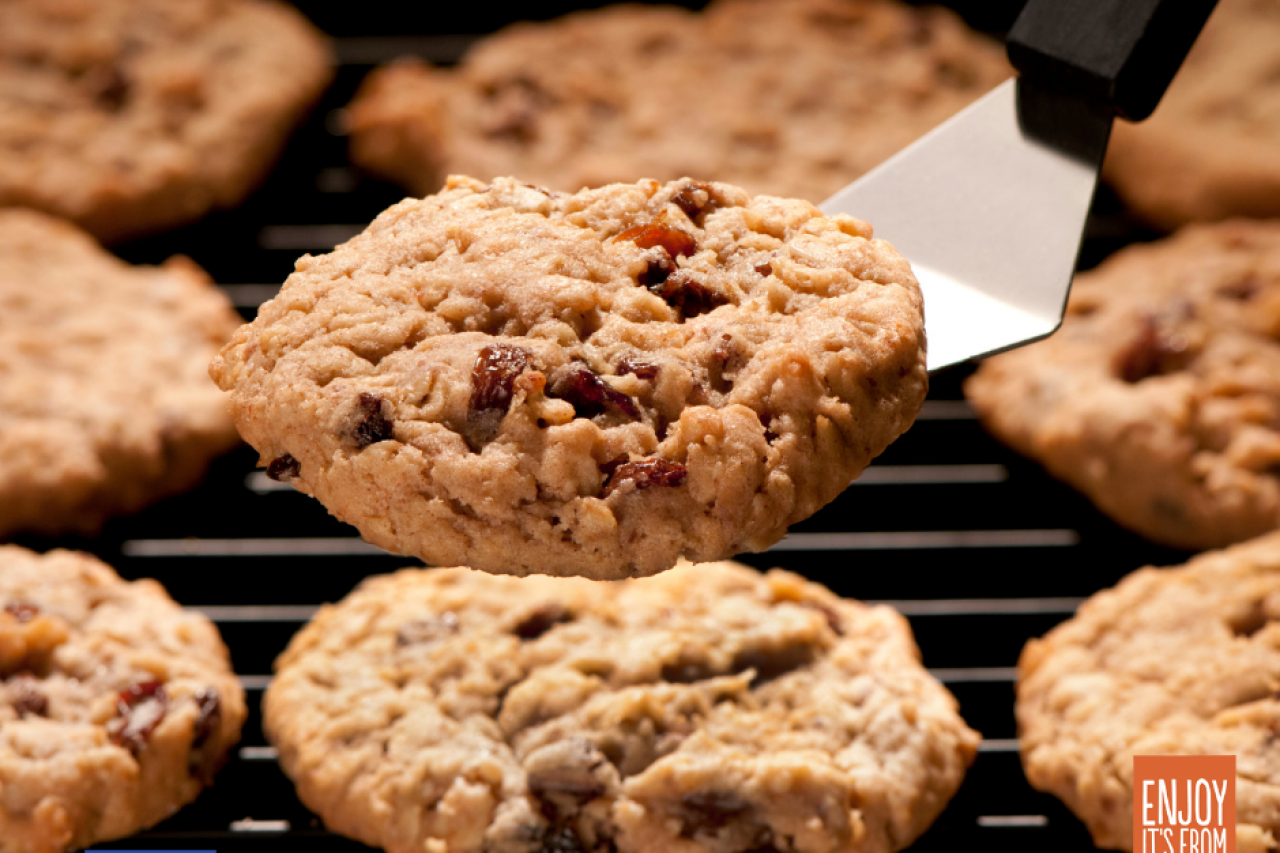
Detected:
[{"left": 1133, "top": 755, "right": 1235, "bottom": 853}]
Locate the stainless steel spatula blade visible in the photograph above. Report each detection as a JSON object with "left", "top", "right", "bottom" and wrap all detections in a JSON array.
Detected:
[
  {"left": 820, "top": 0, "right": 1219, "bottom": 374},
  {"left": 821, "top": 79, "right": 1109, "bottom": 373}
]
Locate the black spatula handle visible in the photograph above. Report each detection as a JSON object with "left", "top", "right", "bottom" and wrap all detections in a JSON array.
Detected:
[{"left": 1007, "top": 0, "right": 1219, "bottom": 121}]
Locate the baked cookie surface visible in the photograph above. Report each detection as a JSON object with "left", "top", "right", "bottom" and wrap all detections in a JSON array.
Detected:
[
  {"left": 0, "top": 0, "right": 332, "bottom": 243},
  {"left": 965, "top": 220, "right": 1280, "bottom": 551},
  {"left": 210, "top": 175, "right": 927, "bottom": 578},
  {"left": 0, "top": 209, "right": 243, "bottom": 540},
  {"left": 1103, "top": 0, "right": 1280, "bottom": 229},
  {"left": 0, "top": 545, "right": 246, "bottom": 853},
  {"left": 347, "top": 0, "right": 1008, "bottom": 204},
  {"left": 265, "top": 560, "right": 979, "bottom": 853},
  {"left": 1017, "top": 532, "right": 1280, "bottom": 852}
]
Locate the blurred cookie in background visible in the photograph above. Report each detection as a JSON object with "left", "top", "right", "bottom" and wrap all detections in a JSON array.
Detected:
[
  {"left": 0, "top": 209, "right": 243, "bottom": 540},
  {"left": 0, "top": 0, "right": 333, "bottom": 243},
  {"left": 347, "top": 0, "right": 1009, "bottom": 204},
  {"left": 1104, "top": 0, "right": 1280, "bottom": 230},
  {"left": 966, "top": 220, "right": 1280, "bottom": 551}
]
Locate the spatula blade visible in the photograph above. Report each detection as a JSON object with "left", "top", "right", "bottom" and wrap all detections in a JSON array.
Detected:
[{"left": 821, "top": 78, "right": 1111, "bottom": 373}]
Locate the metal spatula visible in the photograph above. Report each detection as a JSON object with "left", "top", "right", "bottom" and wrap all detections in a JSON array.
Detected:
[{"left": 821, "top": 0, "right": 1219, "bottom": 373}]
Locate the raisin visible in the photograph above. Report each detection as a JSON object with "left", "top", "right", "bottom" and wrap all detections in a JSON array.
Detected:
[
  {"left": 188, "top": 688, "right": 223, "bottom": 780},
  {"left": 758, "top": 410, "right": 778, "bottom": 443},
  {"left": 348, "top": 393, "right": 395, "bottom": 448},
  {"left": 549, "top": 367, "right": 639, "bottom": 420},
  {"left": 754, "top": 262, "right": 773, "bottom": 276},
  {"left": 1113, "top": 315, "right": 1193, "bottom": 383},
  {"left": 674, "top": 791, "right": 751, "bottom": 833},
  {"left": 539, "top": 827, "right": 585, "bottom": 853},
  {"left": 617, "top": 222, "right": 697, "bottom": 260},
  {"left": 4, "top": 601, "right": 38, "bottom": 623},
  {"left": 616, "top": 356, "right": 658, "bottom": 380},
  {"left": 486, "top": 110, "right": 537, "bottom": 143},
  {"left": 513, "top": 603, "right": 572, "bottom": 640},
  {"left": 650, "top": 270, "right": 726, "bottom": 318},
  {"left": 107, "top": 679, "right": 168, "bottom": 756},
  {"left": 1219, "top": 276, "right": 1261, "bottom": 300},
  {"left": 661, "top": 659, "right": 717, "bottom": 684},
  {"left": 86, "top": 65, "right": 129, "bottom": 112},
  {"left": 602, "top": 458, "right": 687, "bottom": 497},
  {"left": 10, "top": 681, "right": 48, "bottom": 718},
  {"left": 638, "top": 253, "right": 677, "bottom": 287},
  {"left": 671, "top": 180, "right": 720, "bottom": 220},
  {"left": 395, "top": 612, "right": 461, "bottom": 646},
  {"left": 471, "top": 344, "right": 534, "bottom": 412},
  {"left": 266, "top": 453, "right": 301, "bottom": 482},
  {"left": 730, "top": 643, "right": 817, "bottom": 686}
]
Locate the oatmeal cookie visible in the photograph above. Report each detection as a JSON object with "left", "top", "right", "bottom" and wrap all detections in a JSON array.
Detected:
[
  {"left": 347, "top": 0, "right": 1009, "bottom": 204},
  {"left": 0, "top": 209, "right": 243, "bottom": 540},
  {"left": 0, "top": 0, "right": 332, "bottom": 243},
  {"left": 965, "top": 220, "right": 1280, "bottom": 551},
  {"left": 0, "top": 545, "right": 246, "bottom": 853},
  {"left": 1104, "top": 0, "right": 1280, "bottom": 229},
  {"left": 210, "top": 175, "right": 927, "bottom": 578},
  {"left": 1017, "top": 531, "right": 1280, "bottom": 852},
  {"left": 265, "top": 559, "right": 979, "bottom": 853}
]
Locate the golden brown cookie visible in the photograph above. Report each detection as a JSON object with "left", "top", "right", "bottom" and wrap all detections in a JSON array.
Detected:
[
  {"left": 0, "top": 545, "right": 246, "bottom": 853},
  {"left": 0, "top": 0, "right": 332, "bottom": 242},
  {"left": 210, "top": 175, "right": 927, "bottom": 578},
  {"left": 0, "top": 209, "right": 243, "bottom": 540},
  {"left": 966, "top": 220, "right": 1280, "bottom": 551},
  {"left": 265, "top": 559, "right": 979, "bottom": 853},
  {"left": 347, "top": 0, "right": 1008, "bottom": 204}
]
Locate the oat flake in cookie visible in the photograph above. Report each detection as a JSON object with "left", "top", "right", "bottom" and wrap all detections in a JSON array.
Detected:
[
  {"left": 0, "top": 545, "right": 246, "bottom": 853},
  {"left": 1017, "top": 532, "right": 1280, "bottom": 852},
  {"left": 0, "top": 0, "right": 332, "bottom": 243},
  {"left": 265, "top": 560, "right": 979, "bottom": 853},
  {"left": 347, "top": 0, "right": 1009, "bottom": 204},
  {"left": 966, "top": 220, "right": 1280, "bottom": 551},
  {"left": 0, "top": 210, "right": 243, "bottom": 540},
  {"left": 210, "top": 176, "right": 927, "bottom": 578}
]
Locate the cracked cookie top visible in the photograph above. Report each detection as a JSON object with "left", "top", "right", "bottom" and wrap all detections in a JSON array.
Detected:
[
  {"left": 1018, "top": 531, "right": 1280, "bottom": 851},
  {"left": 0, "top": 545, "right": 246, "bottom": 853},
  {"left": 264, "top": 560, "right": 978, "bottom": 853},
  {"left": 966, "top": 220, "right": 1280, "bottom": 551},
  {"left": 0, "top": 0, "right": 332, "bottom": 242},
  {"left": 347, "top": 0, "right": 1009, "bottom": 205},
  {"left": 210, "top": 175, "right": 927, "bottom": 578}
]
